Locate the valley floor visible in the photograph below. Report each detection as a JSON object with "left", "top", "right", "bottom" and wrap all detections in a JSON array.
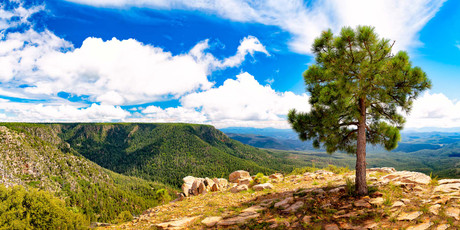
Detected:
[{"left": 105, "top": 168, "right": 460, "bottom": 229}]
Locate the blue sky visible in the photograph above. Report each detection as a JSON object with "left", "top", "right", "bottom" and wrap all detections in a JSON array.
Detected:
[{"left": 0, "top": 0, "right": 459, "bottom": 129}]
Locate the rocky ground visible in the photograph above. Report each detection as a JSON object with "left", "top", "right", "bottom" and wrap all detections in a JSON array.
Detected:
[{"left": 102, "top": 168, "right": 460, "bottom": 229}]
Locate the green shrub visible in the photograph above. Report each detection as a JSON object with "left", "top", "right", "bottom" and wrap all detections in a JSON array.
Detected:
[
  {"left": 250, "top": 173, "right": 269, "bottom": 186},
  {"left": 115, "top": 211, "right": 133, "bottom": 224},
  {"left": 0, "top": 184, "right": 89, "bottom": 229},
  {"left": 156, "top": 189, "right": 171, "bottom": 204}
]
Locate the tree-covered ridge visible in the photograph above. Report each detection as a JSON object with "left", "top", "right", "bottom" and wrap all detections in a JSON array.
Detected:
[
  {"left": 0, "top": 124, "right": 173, "bottom": 223},
  {"left": 58, "top": 123, "right": 304, "bottom": 187}
]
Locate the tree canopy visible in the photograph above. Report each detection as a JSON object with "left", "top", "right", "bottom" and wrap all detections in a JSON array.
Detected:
[{"left": 288, "top": 25, "right": 431, "bottom": 195}]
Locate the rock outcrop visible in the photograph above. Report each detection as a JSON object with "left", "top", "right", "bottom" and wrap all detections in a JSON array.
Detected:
[
  {"left": 229, "top": 170, "right": 251, "bottom": 183},
  {"left": 181, "top": 176, "right": 228, "bottom": 197},
  {"left": 119, "top": 168, "right": 460, "bottom": 230}
]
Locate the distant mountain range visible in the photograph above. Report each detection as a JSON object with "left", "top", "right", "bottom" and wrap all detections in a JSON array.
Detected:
[{"left": 221, "top": 127, "right": 460, "bottom": 178}]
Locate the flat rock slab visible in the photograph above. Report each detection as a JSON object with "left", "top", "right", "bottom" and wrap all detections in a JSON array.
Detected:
[
  {"left": 397, "top": 211, "right": 422, "bottom": 221},
  {"left": 217, "top": 212, "right": 260, "bottom": 226},
  {"left": 438, "top": 179, "right": 460, "bottom": 185},
  {"left": 201, "top": 216, "right": 222, "bottom": 227},
  {"left": 274, "top": 197, "right": 294, "bottom": 209},
  {"left": 241, "top": 205, "right": 265, "bottom": 213},
  {"left": 252, "top": 183, "right": 274, "bottom": 191},
  {"left": 429, "top": 204, "right": 441, "bottom": 215},
  {"left": 392, "top": 201, "right": 405, "bottom": 208},
  {"left": 369, "top": 197, "right": 384, "bottom": 206},
  {"left": 324, "top": 224, "right": 340, "bottom": 230},
  {"left": 229, "top": 184, "right": 248, "bottom": 193},
  {"left": 155, "top": 216, "right": 200, "bottom": 229},
  {"left": 436, "top": 224, "right": 450, "bottom": 230},
  {"left": 354, "top": 199, "right": 371, "bottom": 208},
  {"left": 445, "top": 207, "right": 460, "bottom": 220},
  {"left": 367, "top": 167, "right": 396, "bottom": 173},
  {"left": 382, "top": 171, "right": 431, "bottom": 185},
  {"left": 434, "top": 183, "right": 460, "bottom": 193},
  {"left": 407, "top": 221, "right": 432, "bottom": 230},
  {"left": 282, "top": 201, "right": 304, "bottom": 213}
]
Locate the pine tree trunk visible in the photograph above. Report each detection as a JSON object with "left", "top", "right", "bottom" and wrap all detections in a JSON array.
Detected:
[{"left": 355, "top": 97, "right": 368, "bottom": 196}]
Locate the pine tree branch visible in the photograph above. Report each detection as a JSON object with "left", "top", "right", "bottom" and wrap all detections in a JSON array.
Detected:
[{"left": 370, "top": 103, "right": 394, "bottom": 121}]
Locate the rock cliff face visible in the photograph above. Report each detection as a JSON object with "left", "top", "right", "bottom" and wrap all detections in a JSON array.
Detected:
[{"left": 115, "top": 168, "right": 460, "bottom": 229}]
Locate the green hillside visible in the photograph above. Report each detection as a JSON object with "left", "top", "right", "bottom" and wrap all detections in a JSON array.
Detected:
[
  {"left": 0, "top": 124, "right": 173, "bottom": 224},
  {"left": 57, "top": 123, "right": 304, "bottom": 187}
]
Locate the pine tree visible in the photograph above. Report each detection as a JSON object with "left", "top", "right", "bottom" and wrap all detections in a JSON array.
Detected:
[{"left": 288, "top": 26, "right": 431, "bottom": 195}]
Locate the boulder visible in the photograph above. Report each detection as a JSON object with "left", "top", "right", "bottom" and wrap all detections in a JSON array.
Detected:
[
  {"left": 190, "top": 179, "right": 201, "bottom": 195},
  {"left": 252, "top": 183, "right": 274, "bottom": 191},
  {"left": 198, "top": 181, "right": 207, "bottom": 195},
  {"left": 190, "top": 178, "right": 207, "bottom": 195},
  {"left": 382, "top": 171, "right": 431, "bottom": 185},
  {"left": 181, "top": 183, "right": 191, "bottom": 197},
  {"left": 238, "top": 177, "right": 252, "bottom": 185},
  {"left": 229, "top": 170, "right": 251, "bottom": 183},
  {"left": 183, "top": 176, "right": 196, "bottom": 184},
  {"left": 229, "top": 184, "right": 248, "bottom": 193},
  {"left": 269, "top": 173, "right": 283, "bottom": 180},
  {"left": 217, "top": 178, "right": 228, "bottom": 189},
  {"left": 210, "top": 183, "right": 219, "bottom": 192},
  {"left": 204, "top": 178, "right": 215, "bottom": 191}
]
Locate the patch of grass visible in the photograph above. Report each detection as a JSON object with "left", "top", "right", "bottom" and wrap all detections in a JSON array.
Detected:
[
  {"left": 345, "top": 177, "right": 356, "bottom": 196},
  {"left": 420, "top": 204, "right": 430, "bottom": 214},
  {"left": 381, "top": 182, "right": 403, "bottom": 205},
  {"left": 429, "top": 172, "right": 439, "bottom": 186}
]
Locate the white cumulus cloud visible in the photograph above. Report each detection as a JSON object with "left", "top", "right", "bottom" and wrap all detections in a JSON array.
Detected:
[
  {"left": 179, "top": 72, "right": 310, "bottom": 128},
  {"left": 406, "top": 92, "right": 460, "bottom": 128},
  {"left": 0, "top": 100, "right": 130, "bottom": 122},
  {"left": 64, "top": 0, "right": 446, "bottom": 54},
  {"left": 1, "top": 34, "right": 268, "bottom": 105}
]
